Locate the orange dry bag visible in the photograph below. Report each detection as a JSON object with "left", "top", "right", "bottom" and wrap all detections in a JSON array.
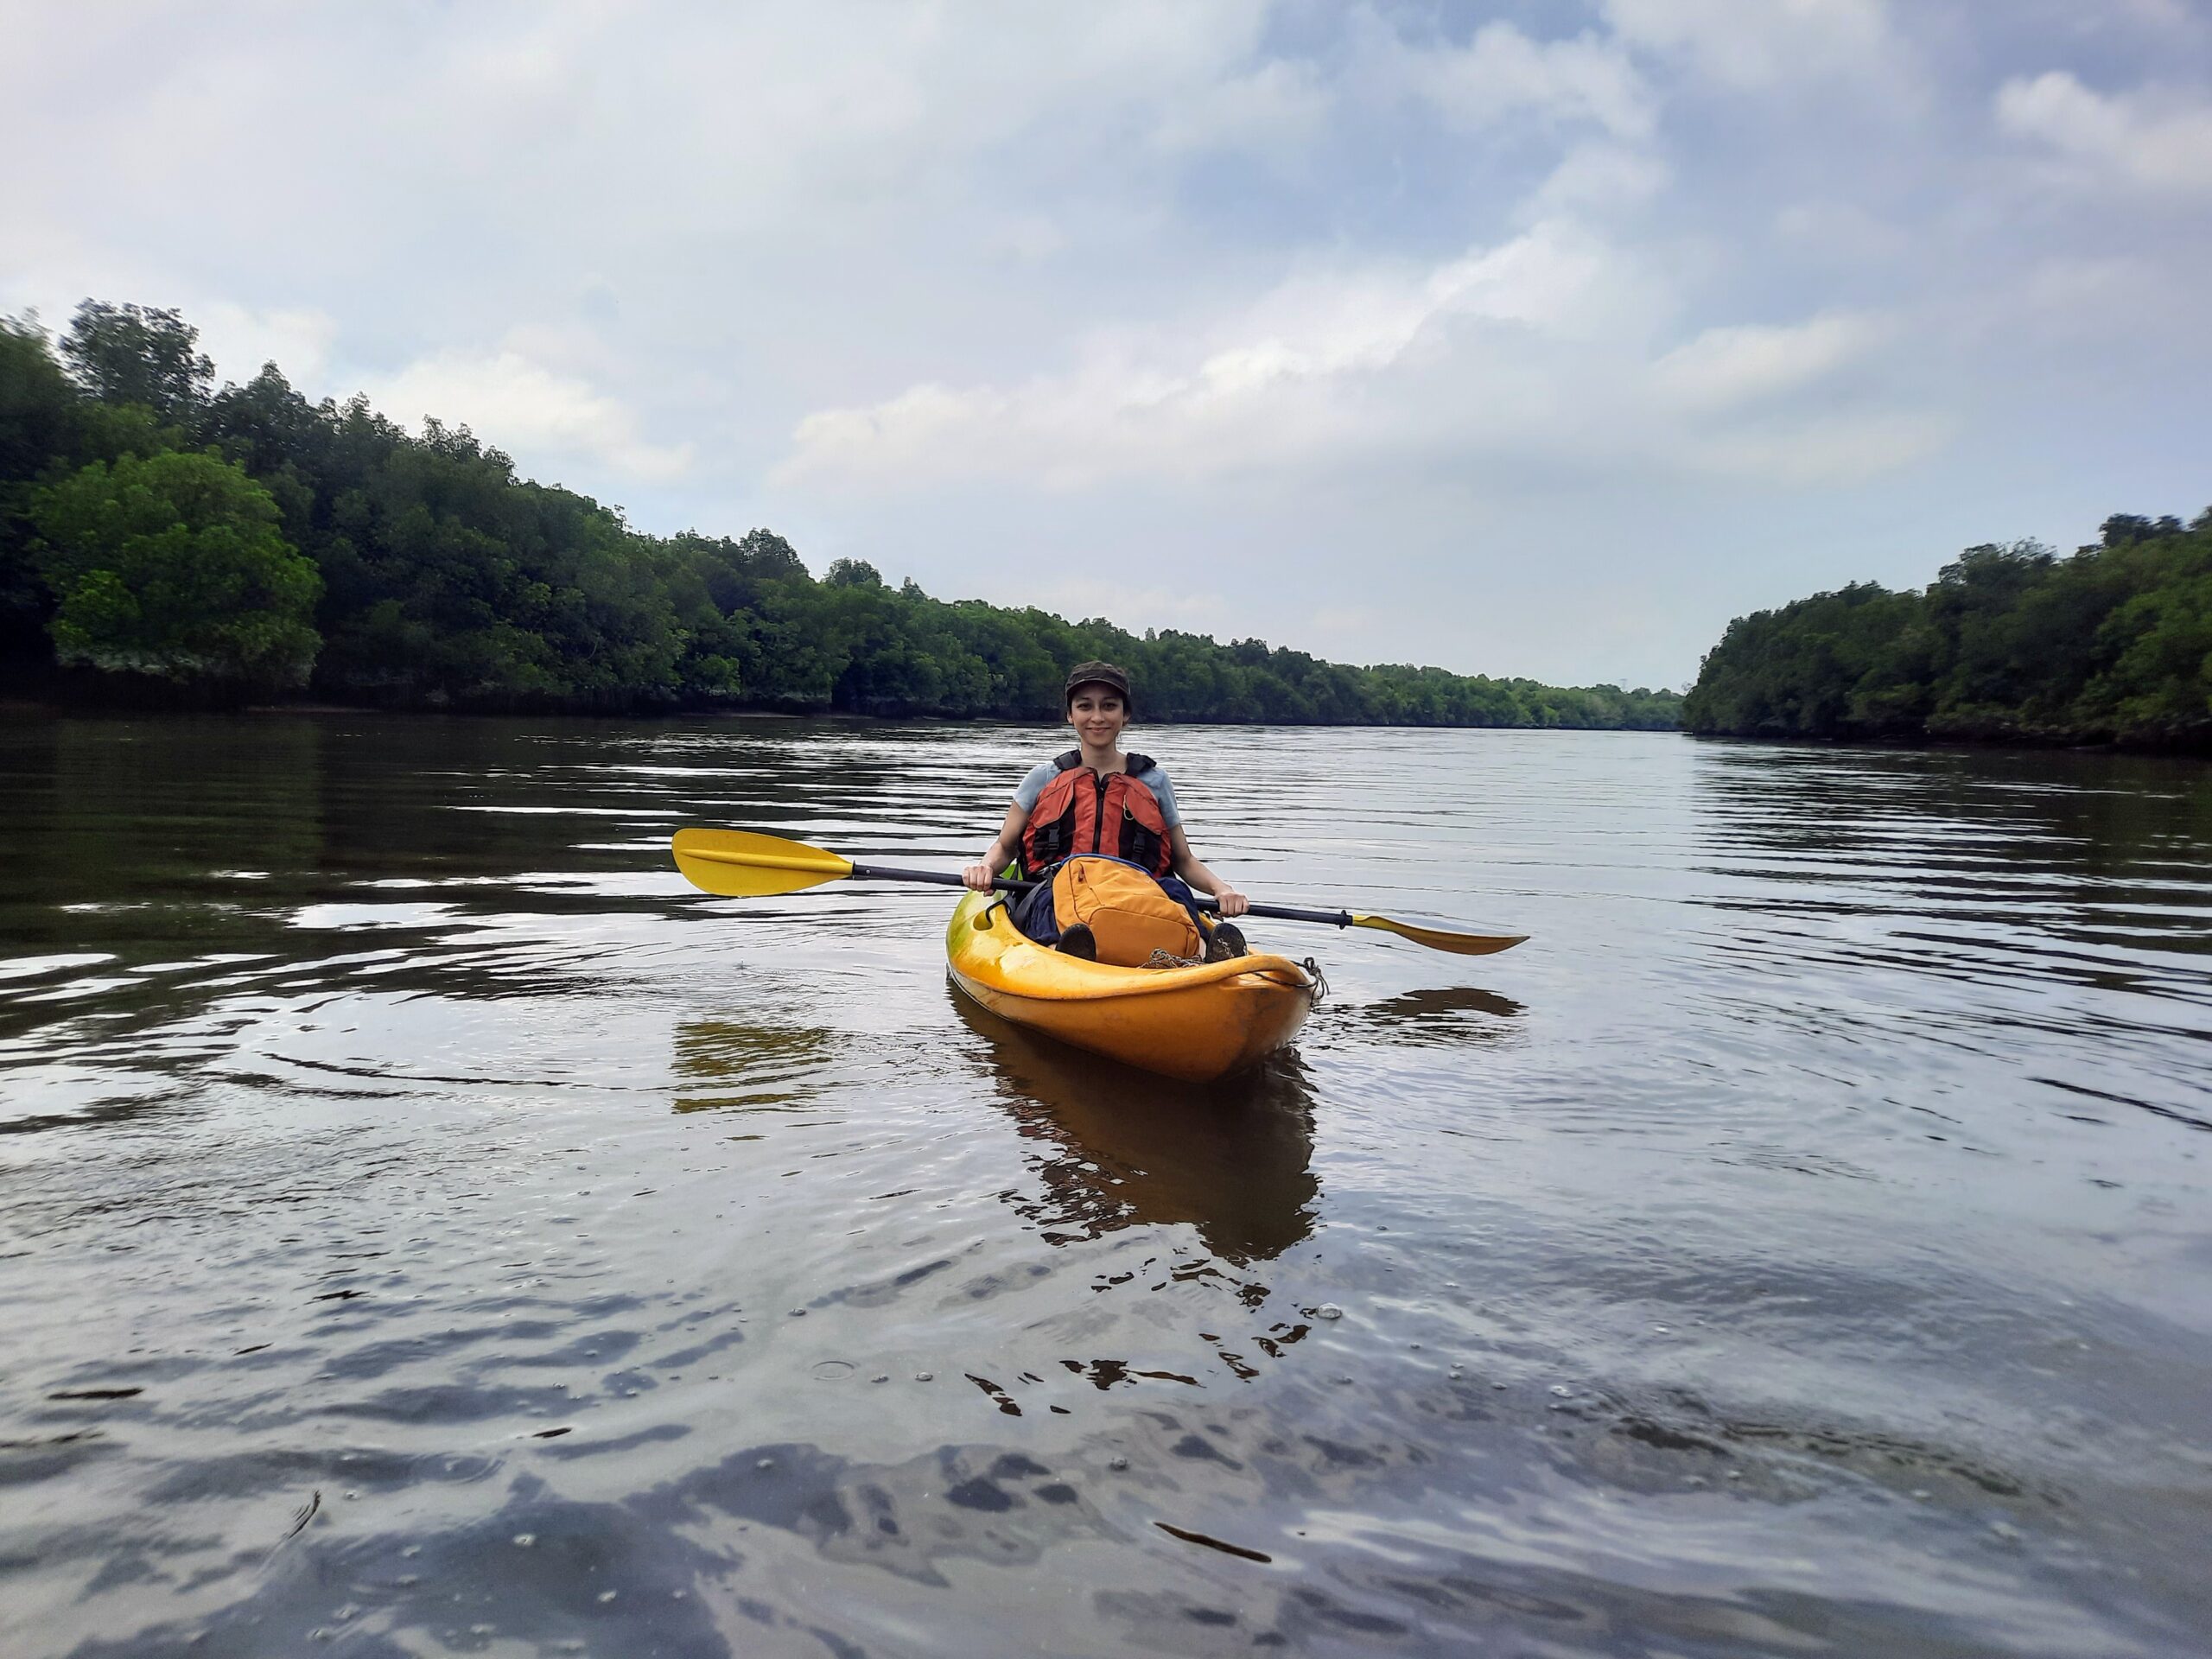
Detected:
[{"left": 1051, "top": 856, "right": 1204, "bottom": 968}]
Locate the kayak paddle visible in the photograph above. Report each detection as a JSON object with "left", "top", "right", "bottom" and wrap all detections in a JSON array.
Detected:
[{"left": 671, "top": 828, "right": 1527, "bottom": 957}]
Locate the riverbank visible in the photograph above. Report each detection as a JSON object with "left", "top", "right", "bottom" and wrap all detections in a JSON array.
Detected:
[{"left": 1681, "top": 512, "right": 2212, "bottom": 754}]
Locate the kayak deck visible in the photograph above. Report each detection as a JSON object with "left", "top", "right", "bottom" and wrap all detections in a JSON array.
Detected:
[{"left": 946, "top": 889, "right": 1318, "bottom": 1083}]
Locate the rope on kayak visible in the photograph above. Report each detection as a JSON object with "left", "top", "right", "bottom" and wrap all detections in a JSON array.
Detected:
[{"left": 1302, "top": 958, "right": 1328, "bottom": 1004}]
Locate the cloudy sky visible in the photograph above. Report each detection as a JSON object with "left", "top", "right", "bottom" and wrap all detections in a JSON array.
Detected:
[{"left": 6, "top": 2, "right": 2209, "bottom": 688}]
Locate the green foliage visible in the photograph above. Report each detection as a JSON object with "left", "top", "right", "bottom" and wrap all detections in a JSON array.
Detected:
[
  {"left": 30, "top": 448, "right": 321, "bottom": 690},
  {"left": 0, "top": 317, "right": 80, "bottom": 658},
  {"left": 823, "top": 557, "right": 884, "bottom": 588},
  {"left": 0, "top": 296, "right": 1683, "bottom": 728},
  {"left": 1685, "top": 513, "right": 2212, "bottom": 750},
  {"left": 61, "top": 302, "right": 213, "bottom": 418}
]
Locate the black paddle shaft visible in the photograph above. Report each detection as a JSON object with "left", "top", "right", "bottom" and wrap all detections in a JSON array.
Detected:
[{"left": 846, "top": 863, "right": 1357, "bottom": 928}]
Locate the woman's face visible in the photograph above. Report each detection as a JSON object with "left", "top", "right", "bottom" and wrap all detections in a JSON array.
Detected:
[{"left": 1068, "top": 687, "right": 1128, "bottom": 749}]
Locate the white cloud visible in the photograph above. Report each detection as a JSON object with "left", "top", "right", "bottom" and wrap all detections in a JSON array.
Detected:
[
  {"left": 1603, "top": 0, "right": 1893, "bottom": 88},
  {"left": 988, "top": 217, "right": 1071, "bottom": 266},
  {"left": 1151, "top": 59, "right": 1331, "bottom": 156},
  {"left": 1773, "top": 200, "right": 1905, "bottom": 261},
  {"left": 1522, "top": 142, "right": 1673, "bottom": 218},
  {"left": 1995, "top": 72, "right": 2212, "bottom": 193},
  {"left": 1653, "top": 312, "right": 1891, "bottom": 412},
  {"left": 1362, "top": 17, "right": 1654, "bottom": 140},
  {"left": 778, "top": 221, "right": 1637, "bottom": 491},
  {"left": 195, "top": 303, "right": 339, "bottom": 389},
  {"left": 366, "top": 350, "right": 695, "bottom": 484},
  {"left": 779, "top": 228, "right": 1942, "bottom": 498},
  {"left": 1685, "top": 409, "right": 1954, "bottom": 485}
]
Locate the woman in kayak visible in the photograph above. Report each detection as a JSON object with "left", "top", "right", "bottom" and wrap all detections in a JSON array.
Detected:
[{"left": 962, "top": 660, "right": 1250, "bottom": 959}]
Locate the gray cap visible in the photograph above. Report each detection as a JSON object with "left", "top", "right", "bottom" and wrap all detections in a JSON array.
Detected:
[{"left": 1063, "top": 660, "right": 1132, "bottom": 709}]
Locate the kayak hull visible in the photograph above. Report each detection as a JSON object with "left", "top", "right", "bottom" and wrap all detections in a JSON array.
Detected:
[{"left": 946, "top": 889, "right": 1317, "bottom": 1083}]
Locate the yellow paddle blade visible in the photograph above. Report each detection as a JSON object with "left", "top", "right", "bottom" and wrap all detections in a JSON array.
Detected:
[
  {"left": 1349, "top": 912, "right": 1528, "bottom": 956},
  {"left": 671, "top": 828, "right": 854, "bottom": 898}
]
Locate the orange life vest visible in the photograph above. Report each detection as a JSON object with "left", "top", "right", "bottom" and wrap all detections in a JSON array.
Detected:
[{"left": 1020, "top": 751, "right": 1173, "bottom": 879}]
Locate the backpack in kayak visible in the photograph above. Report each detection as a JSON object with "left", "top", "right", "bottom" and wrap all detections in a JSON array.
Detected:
[{"left": 1039, "top": 855, "right": 1204, "bottom": 968}]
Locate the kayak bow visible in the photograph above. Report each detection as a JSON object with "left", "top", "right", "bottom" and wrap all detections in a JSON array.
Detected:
[{"left": 945, "top": 888, "right": 1317, "bottom": 1083}]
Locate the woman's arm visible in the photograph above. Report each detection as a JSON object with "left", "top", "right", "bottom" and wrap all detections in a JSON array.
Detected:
[
  {"left": 962, "top": 802, "right": 1030, "bottom": 891},
  {"left": 1167, "top": 826, "right": 1249, "bottom": 917}
]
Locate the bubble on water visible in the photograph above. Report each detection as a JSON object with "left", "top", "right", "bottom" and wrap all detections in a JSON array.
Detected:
[
  {"left": 512, "top": 1533, "right": 536, "bottom": 1548},
  {"left": 914, "top": 1371, "right": 934, "bottom": 1382},
  {"left": 789, "top": 1308, "right": 807, "bottom": 1317},
  {"left": 871, "top": 1373, "right": 890, "bottom": 1384},
  {"left": 1549, "top": 1384, "right": 1572, "bottom": 1397},
  {"left": 756, "top": 1457, "right": 775, "bottom": 1470},
  {"left": 1652, "top": 1325, "right": 1671, "bottom": 1334},
  {"left": 1315, "top": 1305, "right": 1344, "bottom": 1320},
  {"left": 598, "top": 1590, "right": 619, "bottom": 1604},
  {"left": 1109, "top": 1456, "right": 1128, "bottom": 1470}
]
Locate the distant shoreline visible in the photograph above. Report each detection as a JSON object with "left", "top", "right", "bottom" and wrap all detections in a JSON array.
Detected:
[
  {"left": 1681, "top": 516, "right": 2212, "bottom": 758},
  {"left": 0, "top": 695, "right": 1682, "bottom": 733}
]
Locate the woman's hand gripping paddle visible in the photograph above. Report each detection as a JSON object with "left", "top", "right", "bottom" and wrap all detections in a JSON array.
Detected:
[{"left": 670, "top": 828, "right": 1528, "bottom": 957}]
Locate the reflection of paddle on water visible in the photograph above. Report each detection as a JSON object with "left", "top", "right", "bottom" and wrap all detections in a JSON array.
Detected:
[
  {"left": 668, "top": 1020, "right": 836, "bottom": 1114},
  {"left": 949, "top": 990, "right": 1319, "bottom": 1268},
  {"left": 1363, "top": 985, "right": 1526, "bottom": 1046}
]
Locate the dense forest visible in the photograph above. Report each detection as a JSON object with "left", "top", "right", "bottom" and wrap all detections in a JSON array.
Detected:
[
  {"left": 0, "top": 302, "right": 1679, "bottom": 729},
  {"left": 1683, "top": 514, "right": 2212, "bottom": 751}
]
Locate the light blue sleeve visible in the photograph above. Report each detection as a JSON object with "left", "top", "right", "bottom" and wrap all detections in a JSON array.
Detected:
[
  {"left": 1012, "top": 760, "right": 1060, "bottom": 813},
  {"left": 1135, "top": 765, "right": 1181, "bottom": 830}
]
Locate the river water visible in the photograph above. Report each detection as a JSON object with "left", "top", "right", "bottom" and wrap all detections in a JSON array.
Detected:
[{"left": 2, "top": 715, "right": 2207, "bottom": 1658}]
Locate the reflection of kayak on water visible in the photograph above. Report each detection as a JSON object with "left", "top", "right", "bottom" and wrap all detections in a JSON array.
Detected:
[
  {"left": 950, "top": 989, "right": 1319, "bottom": 1267},
  {"left": 944, "top": 887, "right": 1319, "bottom": 1083}
]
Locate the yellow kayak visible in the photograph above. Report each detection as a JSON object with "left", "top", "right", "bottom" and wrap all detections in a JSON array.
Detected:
[{"left": 946, "top": 888, "right": 1319, "bottom": 1082}]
